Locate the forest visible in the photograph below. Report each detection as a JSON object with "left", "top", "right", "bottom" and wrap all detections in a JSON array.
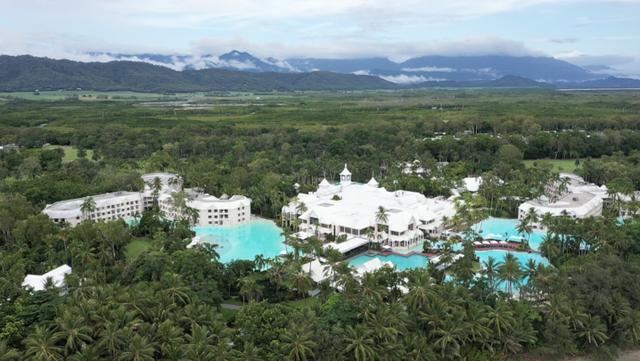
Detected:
[{"left": 1, "top": 89, "right": 640, "bottom": 360}]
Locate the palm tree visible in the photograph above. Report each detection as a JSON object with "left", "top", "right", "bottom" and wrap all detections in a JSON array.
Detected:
[
  {"left": 24, "top": 325, "right": 63, "bottom": 361},
  {"left": 517, "top": 208, "right": 538, "bottom": 246},
  {"left": 344, "top": 325, "right": 375, "bottom": 361},
  {"left": 375, "top": 206, "right": 389, "bottom": 244},
  {"left": 0, "top": 341, "right": 20, "bottom": 361},
  {"left": 432, "top": 317, "right": 467, "bottom": 359},
  {"left": 486, "top": 302, "right": 516, "bottom": 339},
  {"left": 577, "top": 314, "right": 608, "bottom": 347},
  {"left": 282, "top": 328, "right": 316, "bottom": 361},
  {"left": 54, "top": 311, "right": 93, "bottom": 355},
  {"left": 292, "top": 271, "right": 314, "bottom": 299},
  {"left": 497, "top": 253, "right": 524, "bottom": 296},
  {"left": 482, "top": 256, "right": 502, "bottom": 293},
  {"left": 117, "top": 334, "right": 155, "bottom": 361},
  {"left": 254, "top": 254, "right": 267, "bottom": 271},
  {"left": 98, "top": 322, "right": 125, "bottom": 359},
  {"left": 239, "top": 275, "right": 263, "bottom": 303},
  {"left": 169, "top": 191, "right": 189, "bottom": 222},
  {"left": 80, "top": 196, "right": 96, "bottom": 221}
]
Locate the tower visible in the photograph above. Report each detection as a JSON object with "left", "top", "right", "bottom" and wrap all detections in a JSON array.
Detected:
[{"left": 340, "top": 164, "right": 352, "bottom": 185}]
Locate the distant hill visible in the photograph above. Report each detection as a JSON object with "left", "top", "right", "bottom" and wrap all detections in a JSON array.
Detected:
[
  {"left": 0, "top": 55, "right": 395, "bottom": 92},
  {"left": 90, "top": 51, "right": 612, "bottom": 84},
  {"left": 2, "top": 55, "right": 638, "bottom": 92},
  {"left": 558, "top": 76, "right": 640, "bottom": 89},
  {"left": 411, "top": 75, "right": 555, "bottom": 89}
]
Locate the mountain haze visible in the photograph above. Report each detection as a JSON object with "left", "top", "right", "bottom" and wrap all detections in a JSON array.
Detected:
[{"left": 93, "top": 51, "right": 610, "bottom": 83}]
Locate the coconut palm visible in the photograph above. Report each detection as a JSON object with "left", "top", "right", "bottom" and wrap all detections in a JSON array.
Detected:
[
  {"left": 282, "top": 328, "right": 316, "bottom": 361},
  {"left": 54, "top": 311, "right": 93, "bottom": 355},
  {"left": 375, "top": 206, "right": 389, "bottom": 244},
  {"left": 117, "top": 334, "right": 155, "bottom": 361},
  {"left": 80, "top": 196, "right": 96, "bottom": 221},
  {"left": 292, "top": 271, "right": 314, "bottom": 299},
  {"left": 432, "top": 317, "right": 467, "bottom": 359},
  {"left": 497, "top": 253, "right": 524, "bottom": 295},
  {"left": 516, "top": 208, "right": 537, "bottom": 246},
  {"left": 98, "top": 322, "right": 126, "bottom": 359},
  {"left": 0, "top": 341, "right": 20, "bottom": 361},
  {"left": 24, "top": 325, "right": 63, "bottom": 361},
  {"left": 577, "top": 314, "right": 608, "bottom": 347},
  {"left": 344, "top": 325, "right": 375, "bottom": 361},
  {"left": 486, "top": 302, "right": 516, "bottom": 339},
  {"left": 482, "top": 256, "right": 502, "bottom": 293}
]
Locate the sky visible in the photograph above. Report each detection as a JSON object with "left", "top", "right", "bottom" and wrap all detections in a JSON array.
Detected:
[{"left": 1, "top": 0, "right": 639, "bottom": 76}]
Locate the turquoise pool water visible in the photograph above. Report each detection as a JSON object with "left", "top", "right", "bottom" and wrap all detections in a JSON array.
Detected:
[
  {"left": 348, "top": 253, "right": 431, "bottom": 271},
  {"left": 193, "top": 219, "right": 285, "bottom": 263},
  {"left": 473, "top": 217, "right": 546, "bottom": 251}
]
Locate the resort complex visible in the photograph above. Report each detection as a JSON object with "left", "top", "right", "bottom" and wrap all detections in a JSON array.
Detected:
[
  {"left": 43, "top": 172, "right": 252, "bottom": 227},
  {"left": 518, "top": 173, "right": 605, "bottom": 229},
  {"left": 282, "top": 164, "right": 456, "bottom": 249}
]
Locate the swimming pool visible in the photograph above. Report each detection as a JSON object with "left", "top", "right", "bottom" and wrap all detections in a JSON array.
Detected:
[
  {"left": 348, "top": 253, "right": 431, "bottom": 271},
  {"left": 193, "top": 219, "right": 285, "bottom": 263},
  {"left": 473, "top": 217, "right": 546, "bottom": 251}
]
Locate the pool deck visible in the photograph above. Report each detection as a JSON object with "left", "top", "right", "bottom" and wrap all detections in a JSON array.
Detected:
[{"left": 356, "top": 242, "right": 541, "bottom": 261}]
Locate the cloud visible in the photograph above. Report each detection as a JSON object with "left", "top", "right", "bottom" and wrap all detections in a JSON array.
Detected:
[
  {"left": 379, "top": 74, "right": 445, "bottom": 84},
  {"left": 402, "top": 66, "right": 456, "bottom": 72},
  {"left": 556, "top": 51, "right": 640, "bottom": 78},
  {"left": 549, "top": 38, "right": 579, "bottom": 44},
  {"left": 191, "top": 36, "right": 540, "bottom": 60}
]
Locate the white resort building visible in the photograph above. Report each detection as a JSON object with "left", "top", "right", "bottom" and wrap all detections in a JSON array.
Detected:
[
  {"left": 43, "top": 191, "right": 144, "bottom": 226},
  {"left": 518, "top": 173, "right": 605, "bottom": 229},
  {"left": 43, "top": 172, "right": 252, "bottom": 227},
  {"left": 22, "top": 264, "right": 72, "bottom": 292},
  {"left": 282, "top": 164, "right": 456, "bottom": 249},
  {"left": 159, "top": 190, "right": 251, "bottom": 227}
]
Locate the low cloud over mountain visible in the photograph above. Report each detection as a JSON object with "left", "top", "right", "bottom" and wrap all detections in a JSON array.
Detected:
[{"left": 87, "top": 50, "right": 612, "bottom": 84}]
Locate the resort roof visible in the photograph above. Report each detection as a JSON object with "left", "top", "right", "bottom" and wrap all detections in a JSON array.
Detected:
[
  {"left": 324, "top": 237, "right": 369, "bottom": 254},
  {"left": 354, "top": 258, "right": 394, "bottom": 277},
  {"left": 519, "top": 191, "right": 603, "bottom": 217},
  {"left": 22, "top": 264, "right": 72, "bottom": 291}
]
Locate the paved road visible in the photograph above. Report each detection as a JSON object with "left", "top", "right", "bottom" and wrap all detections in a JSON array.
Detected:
[{"left": 221, "top": 303, "right": 242, "bottom": 310}]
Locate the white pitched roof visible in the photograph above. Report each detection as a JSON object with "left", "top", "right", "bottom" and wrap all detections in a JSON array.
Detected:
[
  {"left": 366, "top": 177, "right": 379, "bottom": 187},
  {"left": 324, "top": 237, "right": 369, "bottom": 254},
  {"left": 355, "top": 258, "right": 394, "bottom": 277},
  {"left": 22, "top": 264, "right": 72, "bottom": 291},
  {"left": 319, "top": 178, "right": 331, "bottom": 187},
  {"left": 462, "top": 177, "right": 482, "bottom": 192}
]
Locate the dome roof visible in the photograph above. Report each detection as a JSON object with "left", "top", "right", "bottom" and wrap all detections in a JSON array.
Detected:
[{"left": 340, "top": 164, "right": 351, "bottom": 176}]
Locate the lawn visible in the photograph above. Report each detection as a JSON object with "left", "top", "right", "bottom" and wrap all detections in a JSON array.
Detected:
[
  {"left": 523, "top": 158, "right": 580, "bottom": 173},
  {"left": 44, "top": 145, "right": 94, "bottom": 162},
  {"left": 125, "top": 238, "right": 152, "bottom": 259}
]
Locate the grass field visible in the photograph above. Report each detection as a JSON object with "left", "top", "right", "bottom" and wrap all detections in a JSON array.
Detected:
[
  {"left": 523, "top": 159, "right": 580, "bottom": 173},
  {"left": 0, "top": 91, "right": 185, "bottom": 101},
  {"left": 125, "top": 238, "right": 152, "bottom": 259},
  {"left": 43, "top": 145, "right": 94, "bottom": 162}
]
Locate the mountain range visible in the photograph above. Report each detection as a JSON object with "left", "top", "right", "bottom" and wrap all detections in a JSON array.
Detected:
[
  {"left": 1, "top": 54, "right": 639, "bottom": 92},
  {"left": 98, "top": 50, "right": 614, "bottom": 84}
]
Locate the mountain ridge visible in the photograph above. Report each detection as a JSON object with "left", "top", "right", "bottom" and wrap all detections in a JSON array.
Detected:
[
  {"left": 1, "top": 55, "right": 639, "bottom": 92},
  {"left": 91, "top": 50, "right": 614, "bottom": 83}
]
